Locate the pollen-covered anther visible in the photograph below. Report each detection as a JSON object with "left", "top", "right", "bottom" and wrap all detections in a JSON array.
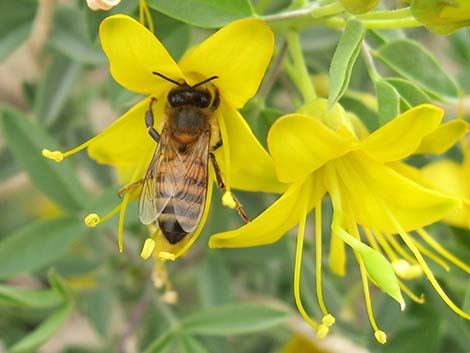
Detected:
[
  {"left": 42, "top": 149, "right": 64, "bottom": 163},
  {"left": 317, "top": 324, "right": 330, "bottom": 339},
  {"left": 161, "top": 290, "right": 178, "bottom": 304},
  {"left": 392, "top": 259, "right": 423, "bottom": 280},
  {"left": 140, "top": 238, "right": 156, "bottom": 260},
  {"left": 158, "top": 251, "right": 176, "bottom": 261},
  {"left": 84, "top": 213, "right": 100, "bottom": 228},
  {"left": 374, "top": 330, "right": 387, "bottom": 344},
  {"left": 222, "top": 192, "right": 237, "bottom": 209},
  {"left": 322, "top": 314, "right": 336, "bottom": 327}
]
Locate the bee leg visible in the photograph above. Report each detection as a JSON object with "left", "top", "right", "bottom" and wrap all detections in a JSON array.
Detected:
[
  {"left": 209, "top": 153, "right": 250, "bottom": 223},
  {"left": 146, "top": 97, "right": 160, "bottom": 143},
  {"left": 211, "top": 139, "right": 223, "bottom": 151},
  {"left": 117, "top": 179, "right": 144, "bottom": 198}
]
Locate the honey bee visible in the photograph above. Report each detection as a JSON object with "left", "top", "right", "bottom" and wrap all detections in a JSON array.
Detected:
[{"left": 138, "top": 72, "right": 249, "bottom": 244}]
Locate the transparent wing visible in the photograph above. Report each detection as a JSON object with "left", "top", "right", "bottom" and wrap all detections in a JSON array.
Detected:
[
  {"left": 138, "top": 129, "right": 176, "bottom": 225},
  {"left": 172, "top": 132, "right": 210, "bottom": 233}
]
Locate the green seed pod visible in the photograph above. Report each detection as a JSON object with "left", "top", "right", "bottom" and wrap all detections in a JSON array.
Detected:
[
  {"left": 339, "top": 0, "right": 380, "bottom": 14},
  {"left": 411, "top": 0, "right": 470, "bottom": 34}
]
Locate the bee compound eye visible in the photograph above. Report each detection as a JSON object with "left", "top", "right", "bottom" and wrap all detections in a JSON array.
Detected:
[{"left": 168, "top": 92, "right": 185, "bottom": 107}]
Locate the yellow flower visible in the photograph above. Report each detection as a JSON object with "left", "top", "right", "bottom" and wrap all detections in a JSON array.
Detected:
[
  {"left": 43, "top": 15, "right": 285, "bottom": 260},
  {"left": 422, "top": 135, "right": 470, "bottom": 228},
  {"left": 210, "top": 99, "right": 469, "bottom": 342},
  {"left": 411, "top": 0, "right": 470, "bottom": 34}
]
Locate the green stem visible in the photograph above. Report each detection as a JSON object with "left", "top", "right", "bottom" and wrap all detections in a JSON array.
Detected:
[
  {"left": 286, "top": 30, "right": 317, "bottom": 103},
  {"left": 356, "top": 7, "right": 412, "bottom": 20},
  {"left": 261, "top": 1, "right": 344, "bottom": 24},
  {"left": 326, "top": 16, "right": 422, "bottom": 29},
  {"left": 361, "top": 40, "right": 380, "bottom": 82}
]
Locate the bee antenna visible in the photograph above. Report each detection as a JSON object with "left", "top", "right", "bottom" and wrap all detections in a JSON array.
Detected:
[
  {"left": 192, "top": 76, "right": 219, "bottom": 88},
  {"left": 152, "top": 72, "right": 183, "bottom": 86}
]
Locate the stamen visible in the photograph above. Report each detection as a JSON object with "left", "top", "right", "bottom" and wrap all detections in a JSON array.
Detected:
[
  {"left": 375, "top": 330, "right": 387, "bottom": 344},
  {"left": 222, "top": 192, "right": 236, "bottom": 209},
  {"left": 411, "top": 237, "right": 450, "bottom": 271},
  {"left": 158, "top": 251, "right": 176, "bottom": 261},
  {"left": 42, "top": 149, "right": 64, "bottom": 163},
  {"left": 160, "top": 290, "right": 178, "bottom": 304},
  {"left": 416, "top": 228, "right": 470, "bottom": 273},
  {"left": 383, "top": 232, "right": 417, "bottom": 264},
  {"left": 84, "top": 213, "right": 100, "bottom": 228},
  {"left": 315, "top": 202, "right": 330, "bottom": 316},
  {"left": 368, "top": 229, "right": 398, "bottom": 261},
  {"left": 399, "top": 280, "right": 425, "bottom": 304},
  {"left": 43, "top": 135, "right": 98, "bottom": 163},
  {"left": 141, "top": 238, "right": 156, "bottom": 260},
  {"left": 118, "top": 191, "right": 131, "bottom": 252},
  {"left": 84, "top": 203, "right": 121, "bottom": 228},
  {"left": 385, "top": 210, "right": 470, "bottom": 319},
  {"left": 357, "top": 252, "right": 387, "bottom": 343},
  {"left": 293, "top": 197, "right": 320, "bottom": 330},
  {"left": 215, "top": 111, "right": 233, "bottom": 198},
  {"left": 139, "top": 0, "right": 154, "bottom": 33},
  {"left": 392, "top": 259, "right": 423, "bottom": 280}
]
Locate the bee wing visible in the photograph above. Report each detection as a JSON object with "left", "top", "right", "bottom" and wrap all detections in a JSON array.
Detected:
[
  {"left": 172, "top": 132, "right": 210, "bottom": 233},
  {"left": 138, "top": 129, "right": 176, "bottom": 224}
]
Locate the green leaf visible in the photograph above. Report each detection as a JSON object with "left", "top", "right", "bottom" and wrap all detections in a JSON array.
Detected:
[
  {"left": 0, "top": 285, "right": 63, "bottom": 309},
  {"left": 146, "top": 0, "right": 254, "bottom": 28},
  {"left": 375, "top": 79, "right": 400, "bottom": 126},
  {"left": 384, "top": 78, "right": 432, "bottom": 107},
  {"left": 0, "top": 106, "right": 88, "bottom": 211},
  {"left": 48, "top": 5, "right": 106, "bottom": 64},
  {"left": 328, "top": 19, "right": 365, "bottom": 107},
  {"left": 340, "top": 95, "right": 378, "bottom": 131},
  {"left": 48, "top": 269, "right": 74, "bottom": 300},
  {"left": 179, "top": 335, "right": 211, "bottom": 353},
  {"left": 9, "top": 302, "right": 73, "bottom": 353},
  {"left": 151, "top": 11, "right": 191, "bottom": 61},
  {"left": 34, "top": 55, "right": 82, "bottom": 126},
  {"left": 198, "top": 254, "right": 233, "bottom": 308},
  {"left": 183, "top": 303, "right": 290, "bottom": 335},
  {"left": 0, "top": 0, "right": 38, "bottom": 61},
  {"left": 0, "top": 217, "right": 85, "bottom": 279},
  {"left": 331, "top": 223, "right": 405, "bottom": 309},
  {"left": 80, "top": 287, "right": 113, "bottom": 337},
  {"left": 142, "top": 331, "right": 175, "bottom": 353},
  {"left": 375, "top": 39, "right": 459, "bottom": 100}
]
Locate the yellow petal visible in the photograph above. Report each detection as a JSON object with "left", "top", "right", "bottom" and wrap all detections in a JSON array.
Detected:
[
  {"left": 209, "top": 175, "right": 323, "bottom": 248},
  {"left": 100, "top": 15, "right": 183, "bottom": 94},
  {"left": 179, "top": 19, "right": 274, "bottom": 109},
  {"left": 268, "top": 114, "right": 355, "bottom": 183},
  {"left": 415, "top": 120, "right": 468, "bottom": 154},
  {"left": 422, "top": 160, "right": 470, "bottom": 228},
  {"left": 213, "top": 102, "right": 287, "bottom": 193},
  {"left": 332, "top": 151, "right": 459, "bottom": 233},
  {"left": 87, "top": 97, "right": 159, "bottom": 169},
  {"left": 360, "top": 104, "right": 443, "bottom": 162}
]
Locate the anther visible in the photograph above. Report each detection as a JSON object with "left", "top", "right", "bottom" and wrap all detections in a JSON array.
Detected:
[
  {"left": 158, "top": 251, "right": 176, "bottom": 261},
  {"left": 42, "top": 149, "right": 64, "bottom": 163},
  {"left": 141, "top": 238, "right": 156, "bottom": 260},
  {"left": 84, "top": 213, "right": 100, "bottom": 227},
  {"left": 322, "top": 314, "right": 336, "bottom": 327},
  {"left": 392, "top": 259, "right": 423, "bottom": 280},
  {"left": 317, "top": 325, "right": 330, "bottom": 339},
  {"left": 222, "top": 192, "right": 237, "bottom": 209},
  {"left": 374, "top": 330, "right": 387, "bottom": 344},
  {"left": 160, "top": 290, "right": 178, "bottom": 304}
]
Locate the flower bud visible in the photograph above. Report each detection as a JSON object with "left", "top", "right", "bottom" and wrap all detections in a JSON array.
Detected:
[
  {"left": 340, "top": 0, "right": 380, "bottom": 14},
  {"left": 411, "top": 0, "right": 470, "bottom": 34},
  {"left": 86, "top": 0, "right": 121, "bottom": 11}
]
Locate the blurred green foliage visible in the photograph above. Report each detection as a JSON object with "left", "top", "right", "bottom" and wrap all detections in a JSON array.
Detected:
[{"left": 0, "top": 0, "right": 469, "bottom": 352}]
